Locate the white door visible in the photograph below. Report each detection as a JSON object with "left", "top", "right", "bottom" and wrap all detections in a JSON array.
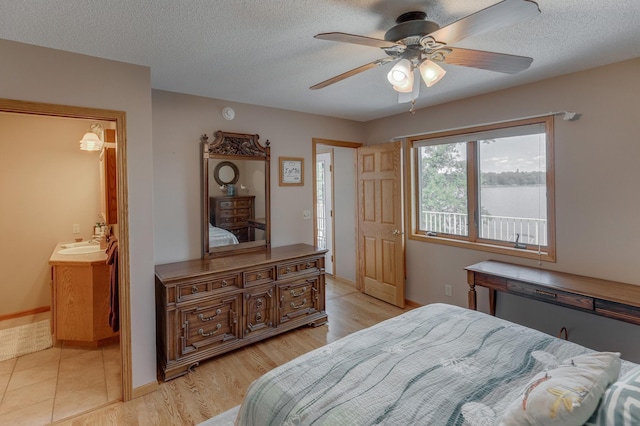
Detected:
[{"left": 316, "top": 152, "right": 333, "bottom": 275}]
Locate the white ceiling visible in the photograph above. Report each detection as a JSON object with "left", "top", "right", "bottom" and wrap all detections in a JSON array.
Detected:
[{"left": 0, "top": 0, "right": 638, "bottom": 122}]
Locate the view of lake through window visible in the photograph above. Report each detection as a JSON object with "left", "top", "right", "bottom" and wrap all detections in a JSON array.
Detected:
[{"left": 418, "top": 130, "right": 547, "bottom": 246}]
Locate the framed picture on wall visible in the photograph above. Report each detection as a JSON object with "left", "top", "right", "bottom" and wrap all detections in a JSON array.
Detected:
[{"left": 279, "top": 157, "right": 304, "bottom": 186}]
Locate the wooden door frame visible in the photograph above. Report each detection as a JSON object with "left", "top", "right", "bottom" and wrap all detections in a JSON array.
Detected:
[
  {"left": 311, "top": 139, "right": 362, "bottom": 281},
  {"left": 0, "top": 98, "right": 133, "bottom": 401}
]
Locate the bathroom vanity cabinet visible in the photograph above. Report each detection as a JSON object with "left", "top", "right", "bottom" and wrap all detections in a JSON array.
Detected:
[{"left": 49, "top": 243, "right": 119, "bottom": 346}]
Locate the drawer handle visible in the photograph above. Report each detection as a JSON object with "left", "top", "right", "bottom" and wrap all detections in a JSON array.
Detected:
[
  {"left": 198, "top": 309, "right": 222, "bottom": 322},
  {"left": 290, "top": 299, "right": 307, "bottom": 309},
  {"left": 306, "top": 262, "right": 312, "bottom": 268},
  {"left": 286, "top": 266, "right": 292, "bottom": 273},
  {"left": 198, "top": 324, "right": 221, "bottom": 337},
  {"left": 221, "top": 280, "right": 228, "bottom": 287},
  {"left": 191, "top": 286, "right": 199, "bottom": 294},
  {"left": 535, "top": 289, "right": 557, "bottom": 299},
  {"left": 255, "top": 312, "right": 262, "bottom": 321},
  {"left": 256, "top": 298, "right": 263, "bottom": 309},
  {"left": 257, "top": 273, "right": 263, "bottom": 279},
  {"left": 290, "top": 287, "right": 307, "bottom": 297}
]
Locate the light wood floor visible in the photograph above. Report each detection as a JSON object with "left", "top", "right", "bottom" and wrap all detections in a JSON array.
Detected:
[{"left": 54, "top": 277, "right": 410, "bottom": 425}]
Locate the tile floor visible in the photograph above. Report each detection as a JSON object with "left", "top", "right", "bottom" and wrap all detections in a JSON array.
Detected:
[{"left": 0, "top": 312, "right": 121, "bottom": 425}]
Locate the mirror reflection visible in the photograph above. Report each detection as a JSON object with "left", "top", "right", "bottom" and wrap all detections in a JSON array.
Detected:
[
  {"left": 207, "top": 159, "right": 266, "bottom": 248},
  {"left": 201, "top": 130, "right": 270, "bottom": 257},
  {"left": 213, "top": 161, "right": 239, "bottom": 186}
]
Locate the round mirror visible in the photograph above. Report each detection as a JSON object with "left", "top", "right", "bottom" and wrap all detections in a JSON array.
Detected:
[{"left": 213, "top": 161, "right": 239, "bottom": 186}]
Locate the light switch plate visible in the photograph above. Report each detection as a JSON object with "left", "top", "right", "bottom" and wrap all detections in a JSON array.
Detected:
[{"left": 72, "top": 224, "right": 80, "bottom": 234}]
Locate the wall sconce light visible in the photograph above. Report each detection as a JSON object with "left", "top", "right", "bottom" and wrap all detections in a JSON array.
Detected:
[{"left": 79, "top": 123, "right": 104, "bottom": 151}]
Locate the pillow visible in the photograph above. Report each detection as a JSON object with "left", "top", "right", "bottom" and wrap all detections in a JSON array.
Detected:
[
  {"left": 500, "top": 352, "right": 621, "bottom": 426},
  {"left": 589, "top": 366, "right": 640, "bottom": 425}
]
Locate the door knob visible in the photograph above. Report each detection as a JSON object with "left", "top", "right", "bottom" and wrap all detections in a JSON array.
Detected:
[{"left": 391, "top": 229, "right": 403, "bottom": 235}]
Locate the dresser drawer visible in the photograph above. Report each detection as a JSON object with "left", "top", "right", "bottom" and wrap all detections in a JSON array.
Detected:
[
  {"left": 244, "top": 286, "right": 276, "bottom": 337},
  {"left": 506, "top": 280, "right": 594, "bottom": 311},
  {"left": 276, "top": 257, "right": 323, "bottom": 280},
  {"left": 179, "top": 294, "right": 241, "bottom": 357},
  {"left": 218, "top": 199, "right": 252, "bottom": 209},
  {"left": 244, "top": 267, "right": 274, "bottom": 287},
  {"left": 474, "top": 273, "right": 507, "bottom": 291},
  {"left": 218, "top": 208, "right": 252, "bottom": 220},
  {"left": 278, "top": 277, "right": 321, "bottom": 324},
  {"left": 176, "top": 274, "right": 240, "bottom": 302}
]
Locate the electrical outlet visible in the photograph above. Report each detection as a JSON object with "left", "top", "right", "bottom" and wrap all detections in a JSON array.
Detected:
[
  {"left": 445, "top": 284, "right": 453, "bottom": 297},
  {"left": 72, "top": 224, "right": 80, "bottom": 234},
  {"left": 302, "top": 210, "right": 311, "bottom": 220}
]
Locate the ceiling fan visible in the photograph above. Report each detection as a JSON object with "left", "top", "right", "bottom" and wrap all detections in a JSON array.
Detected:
[{"left": 310, "top": 0, "right": 541, "bottom": 101}]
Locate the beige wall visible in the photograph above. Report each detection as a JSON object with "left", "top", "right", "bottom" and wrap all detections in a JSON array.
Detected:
[
  {"left": 0, "top": 114, "right": 102, "bottom": 315},
  {"left": 333, "top": 147, "right": 357, "bottom": 282},
  {"left": 151, "top": 90, "right": 365, "bottom": 264},
  {"left": 365, "top": 58, "right": 640, "bottom": 362},
  {"left": 0, "top": 39, "right": 156, "bottom": 388}
]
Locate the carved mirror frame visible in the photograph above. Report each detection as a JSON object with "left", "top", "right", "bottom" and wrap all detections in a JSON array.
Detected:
[{"left": 201, "top": 130, "right": 271, "bottom": 258}]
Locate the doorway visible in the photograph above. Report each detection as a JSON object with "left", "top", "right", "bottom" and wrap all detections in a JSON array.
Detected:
[
  {"left": 315, "top": 151, "right": 334, "bottom": 275},
  {"left": 312, "top": 138, "right": 361, "bottom": 285},
  {"left": 0, "top": 99, "right": 132, "bottom": 410}
]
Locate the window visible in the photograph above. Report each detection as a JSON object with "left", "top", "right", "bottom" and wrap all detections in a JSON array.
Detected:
[{"left": 408, "top": 116, "right": 555, "bottom": 261}]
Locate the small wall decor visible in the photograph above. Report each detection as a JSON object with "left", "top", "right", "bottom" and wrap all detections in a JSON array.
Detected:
[{"left": 279, "top": 157, "right": 304, "bottom": 186}]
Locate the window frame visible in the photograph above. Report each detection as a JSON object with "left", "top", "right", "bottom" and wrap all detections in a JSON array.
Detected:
[{"left": 406, "top": 116, "right": 556, "bottom": 262}]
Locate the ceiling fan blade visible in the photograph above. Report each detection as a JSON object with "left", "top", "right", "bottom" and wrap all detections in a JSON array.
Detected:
[
  {"left": 310, "top": 57, "right": 395, "bottom": 90},
  {"left": 441, "top": 47, "right": 533, "bottom": 74},
  {"left": 315, "top": 32, "right": 404, "bottom": 50},
  {"left": 428, "top": 0, "right": 540, "bottom": 45}
]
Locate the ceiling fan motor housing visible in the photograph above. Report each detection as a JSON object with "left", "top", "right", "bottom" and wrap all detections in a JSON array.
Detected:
[{"left": 384, "top": 11, "right": 440, "bottom": 46}]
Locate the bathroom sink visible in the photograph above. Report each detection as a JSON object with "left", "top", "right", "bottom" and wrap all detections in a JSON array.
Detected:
[{"left": 58, "top": 245, "right": 103, "bottom": 255}]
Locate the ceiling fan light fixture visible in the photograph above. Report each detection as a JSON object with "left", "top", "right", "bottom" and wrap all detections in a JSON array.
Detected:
[
  {"left": 419, "top": 59, "right": 446, "bottom": 87},
  {"left": 392, "top": 68, "right": 414, "bottom": 93},
  {"left": 387, "top": 59, "right": 412, "bottom": 87}
]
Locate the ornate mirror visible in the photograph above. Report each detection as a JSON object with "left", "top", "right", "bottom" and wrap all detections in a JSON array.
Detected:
[{"left": 201, "top": 131, "right": 270, "bottom": 257}]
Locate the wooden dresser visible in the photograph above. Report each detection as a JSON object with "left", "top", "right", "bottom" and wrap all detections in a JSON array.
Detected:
[
  {"left": 155, "top": 244, "right": 328, "bottom": 381},
  {"left": 210, "top": 195, "right": 255, "bottom": 243}
]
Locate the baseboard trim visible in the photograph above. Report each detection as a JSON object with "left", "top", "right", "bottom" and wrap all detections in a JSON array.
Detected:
[
  {"left": 0, "top": 306, "right": 50, "bottom": 321},
  {"left": 328, "top": 275, "right": 356, "bottom": 287},
  {"left": 404, "top": 299, "right": 422, "bottom": 309},
  {"left": 132, "top": 380, "right": 159, "bottom": 399}
]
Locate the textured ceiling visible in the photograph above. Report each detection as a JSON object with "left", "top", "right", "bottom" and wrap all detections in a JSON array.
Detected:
[{"left": 0, "top": 0, "right": 638, "bottom": 122}]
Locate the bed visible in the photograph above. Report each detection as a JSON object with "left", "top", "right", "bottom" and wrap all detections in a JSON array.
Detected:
[
  {"left": 208, "top": 224, "right": 239, "bottom": 247},
  {"left": 201, "top": 303, "right": 640, "bottom": 426}
]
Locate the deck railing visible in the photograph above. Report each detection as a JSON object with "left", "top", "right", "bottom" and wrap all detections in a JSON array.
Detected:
[{"left": 422, "top": 211, "right": 547, "bottom": 246}]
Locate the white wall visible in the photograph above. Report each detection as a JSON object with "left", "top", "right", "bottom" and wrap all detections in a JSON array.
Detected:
[
  {"left": 364, "top": 58, "right": 640, "bottom": 362},
  {"left": 0, "top": 114, "right": 102, "bottom": 315},
  {"left": 151, "top": 90, "right": 365, "bottom": 264},
  {"left": 0, "top": 39, "right": 156, "bottom": 388}
]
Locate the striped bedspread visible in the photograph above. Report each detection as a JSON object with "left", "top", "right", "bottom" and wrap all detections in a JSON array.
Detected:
[{"left": 230, "top": 303, "right": 635, "bottom": 426}]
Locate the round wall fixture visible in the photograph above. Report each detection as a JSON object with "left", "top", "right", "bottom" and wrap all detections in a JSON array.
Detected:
[{"left": 222, "top": 106, "right": 235, "bottom": 120}]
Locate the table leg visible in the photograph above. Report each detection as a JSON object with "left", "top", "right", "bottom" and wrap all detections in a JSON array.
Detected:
[
  {"left": 468, "top": 283, "right": 477, "bottom": 311},
  {"left": 489, "top": 289, "right": 496, "bottom": 316}
]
